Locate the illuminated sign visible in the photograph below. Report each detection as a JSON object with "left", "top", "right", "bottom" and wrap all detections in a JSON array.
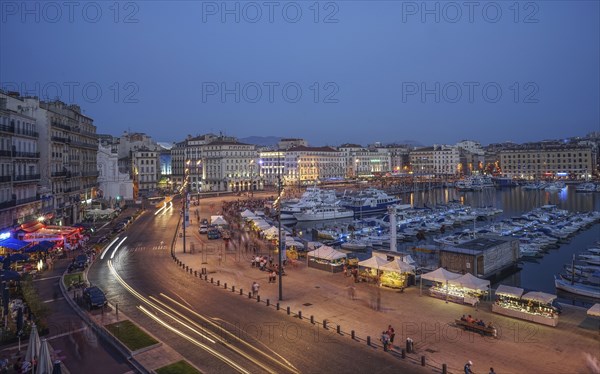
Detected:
[{"left": 0, "top": 232, "right": 10, "bottom": 240}]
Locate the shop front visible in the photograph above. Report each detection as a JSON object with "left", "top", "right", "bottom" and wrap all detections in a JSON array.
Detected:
[
  {"left": 492, "top": 285, "right": 559, "bottom": 327},
  {"left": 379, "top": 259, "right": 415, "bottom": 289}
]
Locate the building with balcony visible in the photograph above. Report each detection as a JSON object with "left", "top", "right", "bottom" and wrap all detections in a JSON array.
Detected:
[
  {"left": 433, "top": 145, "right": 460, "bottom": 176},
  {"left": 409, "top": 146, "right": 435, "bottom": 176},
  {"left": 284, "top": 146, "right": 344, "bottom": 184},
  {"left": 499, "top": 143, "right": 596, "bottom": 180},
  {"left": 258, "top": 149, "right": 285, "bottom": 187},
  {"left": 0, "top": 92, "right": 42, "bottom": 230},
  {"left": 97, "top": 143, "right": 134, "bottom": 201},
  {"left": 132, "top": 147, "right": 160, "bottom": 194},
  {"left": 201, "top": 139, "right": 258, "bottom": 192},
  {"left": 170, "top": 134, "right": 223, "bottom": 193}
]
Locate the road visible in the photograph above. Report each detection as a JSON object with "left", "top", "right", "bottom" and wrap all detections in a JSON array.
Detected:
[{"left": 88, "top": 200, "right": 430, "bottom": 374}]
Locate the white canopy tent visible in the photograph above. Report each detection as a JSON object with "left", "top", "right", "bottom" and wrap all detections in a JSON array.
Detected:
[
  {"left": 421, "top": 267, "right": 461, "bottom": 283},
  {"left": 307, "top": 245, "right": 346, "bottom": 261},
  {"left": 240, "top": 209, "right": 255, "bottom": 218},
  {"left": 449, "top": 273, "right": 490, "bottom": 292},
  {"left": 495, "top": 284, "right": 524, "bottom": 299},
  {"left": 358, "top": 256, "right": 391, "bottom": 269},
  {"left": 380, "top": 258, "right": 415, "bottom": 273},
  {"left": 522, "top": 291, "right": 557, "bottom": 305},
  {"left": 263, "top": 226, "right": 279, "bottom": 240},
  {"left": 211, "top": 216, "right": 228, "bottom": 226}
]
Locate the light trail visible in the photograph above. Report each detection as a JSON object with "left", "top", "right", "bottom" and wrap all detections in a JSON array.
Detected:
[
  {"left": 107, "top": 261, "right": 277, "bottom": 373},
  {"left": 137, "top": 306, "right": 251, "bottom": 374},
  {"left": 110, "top": 236, "right": 128, "bottom": 259},
  {"left": 100, "top": 237, "right": 120, "bottom": 260},
  {"left": 160, "top": 293, "right": 300, "bottom": 374}
]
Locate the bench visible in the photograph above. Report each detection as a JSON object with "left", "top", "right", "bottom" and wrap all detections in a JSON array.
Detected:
[{"left": 455, "top": 320, "right": 497, "bottom": 337}]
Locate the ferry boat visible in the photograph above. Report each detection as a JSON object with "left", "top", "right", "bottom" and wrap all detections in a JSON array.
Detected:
[
  {"left": 454, "top": 175, "right": 495, "bottom": 191},
  {"left": 492, "top": 176, "right": 518, "bottom": 188},
  {"left": 341, "top": 188, "right": 400, "bottom": 214},
  {"left": 293, "top": 206, "right": 354, "bottom": 221}
]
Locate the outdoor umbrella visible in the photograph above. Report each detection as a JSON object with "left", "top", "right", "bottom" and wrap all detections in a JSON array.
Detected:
[
  {"left": 36, "top": 339, "right": 53, "bottom": 374},
  {"left": 0, "top": 270, "right": 20, "bottom": 282},
  {"left": 52, "top": 360, "right": 62, "bottom": 374},
  {"left": 25, "top": 323, "right": 41, "bottom": 365}
]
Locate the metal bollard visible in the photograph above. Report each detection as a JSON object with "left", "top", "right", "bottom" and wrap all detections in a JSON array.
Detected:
[
  {"left": 401, "top": 349, "right": 406, "bottom": 358},
  {"left": 351, "top": 330, "right": 355, "bottom": 340},
  {"left": 421, "top": 356, "right": 426, "bottom": 366},
  {"left": 442, "top": 363, "right": 447, "bottom": 374},
  {"left": 367, "top": 336, "right": 371, "bottom": 346},
  {"left": 276, "top": 303, "right": 280, "bottom": 310},
  {"left": 257, "top": 295, "right": 260, "bottom": 302},
  {"left": 287, "top": 306, "right": 290, "bottom": 315},
  {"left": 194, "top": 271, "right": 197, "bottom": 277},
  {"left": 298, "top": 310, "right": 302, "bottom": 319},
  {"left": 323, "top": 320, "right": 328, "bottom": 329},
  {"left": 224, "top": 282, "right": 227, "bottom": 289},
  {"left": 211, "top": 277, "right": 213, "bottom": 284},
  {"left": 240, "top": 288, "right": 243, "bottom": 295},
  {"left": 248, "top": 292, "right": 252, "bottom": 298},
  {"left": 266, "top": 299, "right": 270, "bottom": 306},
  {"left": 337, "top": 325, "right": 341, "bottom": 334},
  {"left": 116, "top": 303, "right": 119, "bottom": 320},
  {"left": 232, "top": 286, "right": 235, "bottom": 292},
  {"left": 217, "top": 280, "right": 220, "bottom": 286},
  {"left": 310, "top": 315, "right": 314, "bottom": 324}
]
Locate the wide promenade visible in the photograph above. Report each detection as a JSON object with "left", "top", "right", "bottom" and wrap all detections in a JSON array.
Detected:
[{"left": 173, "top": 192, "right": 599, "bottom": 374}]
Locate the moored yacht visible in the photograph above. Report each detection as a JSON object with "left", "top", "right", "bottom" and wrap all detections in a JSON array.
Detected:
[{"left": 293, "top": 206, "right": 354, "bottom": 221}]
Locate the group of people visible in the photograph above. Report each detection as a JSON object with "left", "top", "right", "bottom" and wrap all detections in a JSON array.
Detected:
[
  {"left": 464, "top": 360, "right": 496, "bottom": 374},
  {"left": 460, "top": 314, "right": 494, "bottom": 329},
  {"left": 379, "top": 325, "right": 395, "bottom": 351}
]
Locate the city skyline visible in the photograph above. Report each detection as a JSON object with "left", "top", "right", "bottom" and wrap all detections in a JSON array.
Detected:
[{"left": 1, "top": 2, "right": 598, "bottom": 146}]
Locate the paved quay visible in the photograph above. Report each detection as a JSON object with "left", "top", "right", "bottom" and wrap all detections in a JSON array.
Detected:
[{"left": 171, "top": 193, "right": 600, "bottom": 374}]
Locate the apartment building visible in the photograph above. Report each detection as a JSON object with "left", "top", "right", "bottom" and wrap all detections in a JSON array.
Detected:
[{"left": 284, "top": 146, "right": 344, "bottom": 184}]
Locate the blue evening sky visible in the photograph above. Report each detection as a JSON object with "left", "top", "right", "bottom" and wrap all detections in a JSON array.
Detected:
[{"left": 1, "top": 1, "right": 598, "bottom": 146}]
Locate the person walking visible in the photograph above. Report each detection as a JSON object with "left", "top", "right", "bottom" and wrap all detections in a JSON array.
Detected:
[
  {"left": 387, "top": 325, "right": 395, "bottom": 346},
  {"left": 489, "top": 368, "right": 496, "bottom": 374},
  {"left": 464, "top": 360, "right": 474, "bottom": 374},
  {"left": 380, "top": 331, "right": 390, "bottom": 352},
  {"left": 251, "top": 281, "right": 260, "bottom": 297}
]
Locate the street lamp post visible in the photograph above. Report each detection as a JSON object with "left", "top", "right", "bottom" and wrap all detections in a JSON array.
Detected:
[
  {"left": 183, "top": 160, "right": 190, "bottom": 254},
  {"left": 278, "top": 168, "right": 283, "bottom": 301}
]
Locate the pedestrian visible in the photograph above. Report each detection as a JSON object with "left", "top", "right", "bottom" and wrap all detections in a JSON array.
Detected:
[
  {"left": 251, "top": 281, "right": 259, "bottom": 297},
  {"left": 489, "top": 368, "right": 496, "bottom": 374},
  {"left": 380, "top": 331, "right": 390, "bottom": 352},
  {"left": 387, "top": 325, "right": 395, "bottom": 345},
  {"left": 350, "top": 285, "right": 356, "bottom": 300},
  {"left": 12, "top": 357, "right": 21, "bottom": 373},
  {"left": 464, "top": 360, "right": 474, "bottom": 374}
]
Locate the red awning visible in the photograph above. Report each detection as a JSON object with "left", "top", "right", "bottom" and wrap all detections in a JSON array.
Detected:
[{"left": 20, "top": 222, "right": 45, "bottom": 233}]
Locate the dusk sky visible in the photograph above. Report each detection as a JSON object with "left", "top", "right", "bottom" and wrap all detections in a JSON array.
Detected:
[{"left": 1, "top": 1, "right": 598, "bottom": 146}]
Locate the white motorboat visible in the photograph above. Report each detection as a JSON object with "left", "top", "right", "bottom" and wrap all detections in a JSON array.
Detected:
[
  {"left": 579, "top": 254, "right": 600, "bottom": 266},
  {"left": 555, "top": 275, "right": 600, "bottom": 299},
  {"left": 341, "top": 239, "right": 369, "bottom": 251},
  {"left": 293, "top": 206, "right": 354, "bottom": 221},
  {"left": 575, "top": 182, "right": 597, "bottom": 193}
]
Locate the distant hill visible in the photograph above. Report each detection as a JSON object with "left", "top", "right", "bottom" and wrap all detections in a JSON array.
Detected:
[{"left": 239, "top": 136, "right": 282, "bottom": 147}]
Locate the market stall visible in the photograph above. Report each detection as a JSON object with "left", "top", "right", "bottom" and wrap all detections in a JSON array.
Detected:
[
  {"left": 307, "top": 245, "right": 346, "bottom": 273},
  {"left": 357, "top": 256, "right": 391, "bottom": 283},
  {"left": 448, "top": 273, "right": 491, "bottom": 306},
  {"left": 492, "top": 286, "right": 558, "bottom": 327},
  {"left": 0, "top": 238, "right": 30, "bottom": 256},
  {"left": 379, "top": 258, "right": 415, "bottom": 289},
  {"left": 420, "top": 267, "right": 462, "bottom": 303}
]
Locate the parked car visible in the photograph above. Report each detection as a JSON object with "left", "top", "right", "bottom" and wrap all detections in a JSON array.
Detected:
[
  {"left": 69, "top": 254, "right": 89, "bottom": 272},
  {"left": 207, "top": 229, "right": 221, "bottom": 240},
  {"left": 199, "top": 224, "right": 208, "bottom": 234},
  {"left": 201, "top": 218, "right": 208, "bottom": 225},
  {"left": 83, "top": 286, "right": 108, "bottom": 310}
]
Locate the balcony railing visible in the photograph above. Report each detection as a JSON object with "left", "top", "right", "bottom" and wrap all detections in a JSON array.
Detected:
[
  {"left": 51, "top": 136, "right": 68, "bottom": 143},
  {"left": 0, "top": 199, "right": 16, "bottom": 209},
  {"left": 15, "top": 196, "right": 40, "bottom": 206},
  {"left": 15, "top": 129, "right": 39, "bottom": 138},
  {"left": 13, "top": 174, "right": 41, "bottom": 182},
  {"left": 0, "top": 175, "right": 11, "bottom": 183},
  {"left": 70, "top": 140, "right": 97, "bottom": 149},
  {"left": 0, "top": 150, "right": 11, "bottom": 157},
  {"left": 83, "top": 183, "right": 97, "bottom": 190},
  {"left": 51, "top": 171, "right": 67, "bottom": 177},
  {"left": 0, "top": 125, "right": 15, "bottom": 133},
  {"left": 12, "top": 151, "right": 40, "bottom": 158},
  {"left": 82, "top": 171, "right": 100, "bottom": 177},
  {"left": 51, "top": 122, "right": 72, "bottom": 131}
]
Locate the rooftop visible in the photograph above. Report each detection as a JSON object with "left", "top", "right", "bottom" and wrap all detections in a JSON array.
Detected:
[{"left": 441, "top": 236, "right": 511, "bottom": 255}]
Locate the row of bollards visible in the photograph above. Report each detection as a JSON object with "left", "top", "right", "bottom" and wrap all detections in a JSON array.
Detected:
[{"left": 173, "top": 256, "right": 445, "bottom": 373}]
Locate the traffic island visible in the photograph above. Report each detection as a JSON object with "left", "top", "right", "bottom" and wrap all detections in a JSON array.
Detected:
[
  {"left": 155, "top": 360, "right": 201, "bottom": 374},
  {"left": 63, "top": 272, "right": 84, "bottom": 288},
  {"left": 105, "top": 320, "right": 160, "bottom": 353}
]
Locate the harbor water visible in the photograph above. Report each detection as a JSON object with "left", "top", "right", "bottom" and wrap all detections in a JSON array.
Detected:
[{"left": 289, "top": 185, "right": 600, "bottom": 305}]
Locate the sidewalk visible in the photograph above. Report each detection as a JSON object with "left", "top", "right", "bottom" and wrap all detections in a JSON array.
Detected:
[{"left": 172, "top": 202, "right": 600, "bottom": 374}]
